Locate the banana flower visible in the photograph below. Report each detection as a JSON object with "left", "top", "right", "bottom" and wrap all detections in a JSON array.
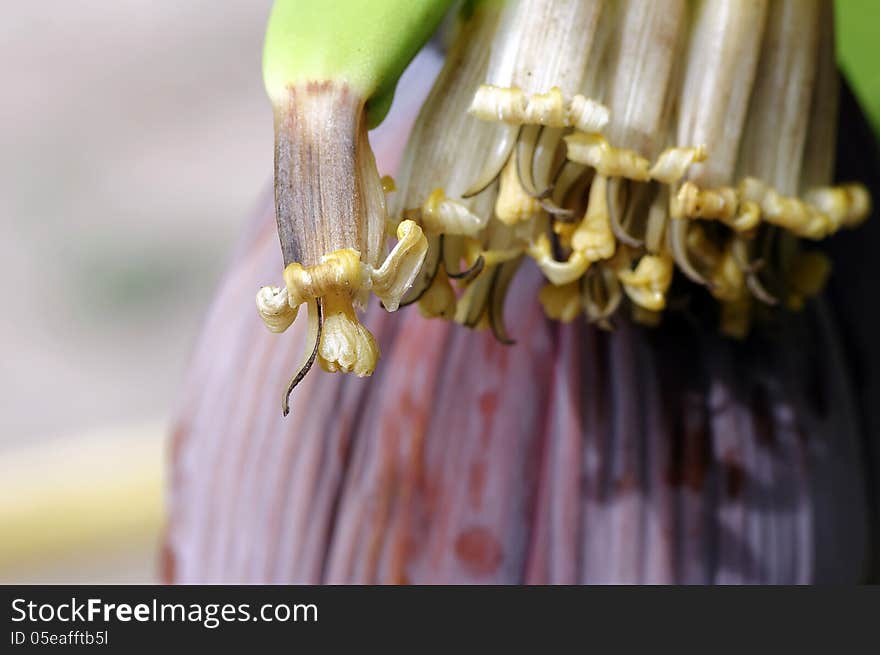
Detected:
[{"left": 164, "top": 0, "right": 878, "bottom": 583}]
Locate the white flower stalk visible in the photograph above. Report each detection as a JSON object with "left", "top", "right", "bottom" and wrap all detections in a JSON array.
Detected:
[
  {"left": 389, "top": 1, "right": 540, "bottom": 342},
  {"left": 258, "top": 85, "right": 430, "bottom": 414},
  {"left": 390, "top": 0, "right": 505, "bottom": 321},
  {"left": 559, "top": 0, "right": 692, "bottom": 318},
  {"left": 466, "top": 0, "right": 610, "bottom": 212},
  {"left": 265, "top": 0, "right": 874, "bottom": 369},
  {"left": 667, "top": 0, "right": 870, "bottom": 336},
  {"left": 256, "top": 0, "right": 449, "bottom": 414},
  {"left": 388, "top": 0, "right": 871, "bottom": 339},
  {"left": 666, "top": 0, "right": 769, "bottom": 294}
]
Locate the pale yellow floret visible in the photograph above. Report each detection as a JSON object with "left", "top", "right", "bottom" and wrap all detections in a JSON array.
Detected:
[
  {"left": 538, "top": 281, "right": 582, "bottom": 322},
  {"left": 257, "top": 221, "right": 429, "bottom": 379},
  {"left": 685, "top": 225, "right": 720, "bottom": 272},
  {"left": 521, "top": 87, "right": 568, "bottom": 126},
  {"left": 568, "top": 95, "right": 610, "bottom": 133},
  {"left": 469, "top": 84, "right": 608, "bottom": 130},
  {"left": 468, "top": 84, "right": 528, "bottom": 124},
  {"left": 283, "top": 249, "right": 365, "bottom": 307},
  {"left": 420, "top": 188, "right": 490, "bottom": 237},
  {"left": 785, "top": 250, "right": 831, "bottom": 311},
  {"left": 553, "top": 220, "right": 577, "bottom": 250},
  {"left": 674, "top": 177, "right": 871, "bottom": 241},
  {"left": 804, "top": 184, "right": 872, "bottom": 231},
  {"left": 380, "top": 175, "right": 396, "bottom": 194},
  {"left": 674, "top": 182, "right": 761, "bottom": 233},
  {"left": 318, "top": 292, "right": 380, "bottom": 376},
  {"left": 709, "top": 248, "right": 746, "bottom": 303},
  {"left": 617, "top": 254, "right": 674, "bottom": 312},
  {"left": 480, "top": 247, "right": 525, "bottom": 267},
  {"left": 527, "top": 233, "right": 590, "bottom": 286},
  {"left": 571, "top": 175, "right": 616, "bottom": 261},
  {"left": 495, "top": 157, "right": 544, "bottom": 225},
  {"left": 649, "top": 146, "right": 708, "bottom": 185},
  {"left": 751, "top": 182, "right": 830, "bottom": 239},
  {"left": 418, "top": 268, "right": 457, "bottom": 320},
  {"left": 564, "top": 133, "right": 651, "bottom": 181},
  {"left": 367, "top": 219, "right": 428, "bottom": 311},
  {"left": 256, "top": 285, "right": 298, "bottom": 333}
]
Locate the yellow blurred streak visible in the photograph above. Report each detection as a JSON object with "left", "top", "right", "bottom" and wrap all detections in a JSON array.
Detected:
[{"left": 0, "top": 421, "right": 166, "bottom": 573}]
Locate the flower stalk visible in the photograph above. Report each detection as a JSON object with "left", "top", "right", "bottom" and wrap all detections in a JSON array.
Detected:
[
  {"left": 257, "top": 0, "right": 452, "bottom": 413},
  {"left": 258, "top": 0, "right": 873, "bottom": 407},
  {"left": 390, "top": 0, "right": 871, "bottom": 340}
]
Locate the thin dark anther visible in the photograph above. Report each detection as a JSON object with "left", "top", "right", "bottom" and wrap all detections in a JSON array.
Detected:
[
  {"left": 462, "top": 125, "right": 520, "bottom": 198},
  {"left": 583, "top": 264, "right": 622, "bottom": 328},
  {"left": 461, "top": 271, "right": 493, "bottom": 328},
  {"left": 282, "top": 298, "right": 323, "bottom": 417},
  {"left": 731, "top": 236, "right": 763, "bottom": 274},
  {"left": 516, "top": 125, "right": 541, "bottom": 196},
  {"left": 400, "top": 234, "right": 442, "bottom": 307},
  {"left": 607, "top": 177, "right": 644, "bottom": 248},
  {"left": 540, "top": 197, "right": 576, "bottom": 220},
  {"left": 447, "top": 254, "right": 485, "bottom": 281},
  {"left": 487, "top": 259, "right": 520, "bottom": 345},
  {"left": 532, "top": 126, "right": 564, "bottom": 196},
  {"left": 731, "top": 235, "right": 777, "bottom": 304},
  {"left": 669, "top": 217, "right": 713, "bottom": 288}
]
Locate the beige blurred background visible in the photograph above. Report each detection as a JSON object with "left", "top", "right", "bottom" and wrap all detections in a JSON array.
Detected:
[{"left": 1, "top": 1, "right": 275, "bottom": 582}]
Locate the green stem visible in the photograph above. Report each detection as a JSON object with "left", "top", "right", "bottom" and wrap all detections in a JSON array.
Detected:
[{"left": 263, "top": 0, "right": 455, "bottom": 127}]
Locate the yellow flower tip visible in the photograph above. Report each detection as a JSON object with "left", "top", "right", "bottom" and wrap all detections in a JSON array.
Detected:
[
  {"left": 785, "top": 251, "right": 831, "bottom": 310},
  {"left": 472, "top": 312, "right": 491, "bottom": 332},
  {"left": 418, "top": 269, "right": 456, "bottom": 320},
  {"left": 538, "top": 281, "right": 582, "bottom": 323},
  {"left": 421, "top": 188, "right": 488, "bottom": 237},
  {"left": 523, "top": 86, "right": 568, "bottom": 127},
  {"left": 734, "top": 201, "right": 762, "bottom": 233},
  {"left": 469, "top": 84, "right": 575, "bottom": 127},
  {"left": 283, "top": 248, "right": 365, "bottom": 307},
  {"left": 720, "top": 297, "right": 752, "bottom": 340},
  {"left": 673, "top": 176, "right": 869, "bottom": 241},
  {"left": 278, "top": 222, "right": 427, "bottom": 317},
  {"left": 649, "top": 145, "right": 708, "bottom": 185},
  {"left": 318, "top": 293, "right": 380, "bottom": 377},
  {"left": 805, "top": 183, "right": 872, "bottom": 230},
  {"left": 709, "top": 250, "right": 746, "bottom": 303},
  {"left": 495, "top": 157, "right": 543, "bottom": 225},
  {"left": 568, "top": 95, "right": 610, "bottom": 134},
  {"left": 469, "top": 84, "right": 527, "bottom": 124},
  {"left": 676, "top": 183, "right": 739, "bottom": 224},
  {"left": 527, "top": 233, "right": 590, "bottom": 287},
  {"left": 759, "top": 188, "right": 829, "bottom": 239},
  {"left": 256, "top": 285, "right": 298, "bottom": 333},
  {"left": 380, "top": 175, "right": 396, "bottom": 194},
  {"left": 617, "top": 255, "right": 674, "bottom": 312},
  {"left": 564, "top": 133, "right": 651, "bottom": 181},
  {"left": 469, "top": 84, "right": 610, "bottom": 132},
  {"left": 260, "top": 220, "right": 428, "bottom": 390},
  {"left": 842, "top": 184, "right": 872, "bottom": 227},
  {"left": 369, "top": 218, "right": 428, "bottom": 312},
  {"left": 571, "top": 175, "right": 616, "bottom": 262},
  {"left": 553, "top": 220, "right": 576, "bottom": 249}
]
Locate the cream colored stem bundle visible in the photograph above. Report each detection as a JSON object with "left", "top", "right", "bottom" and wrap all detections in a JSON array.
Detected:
[{"left": 257, "top": 0, "right": 872, "bottom": 406}]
